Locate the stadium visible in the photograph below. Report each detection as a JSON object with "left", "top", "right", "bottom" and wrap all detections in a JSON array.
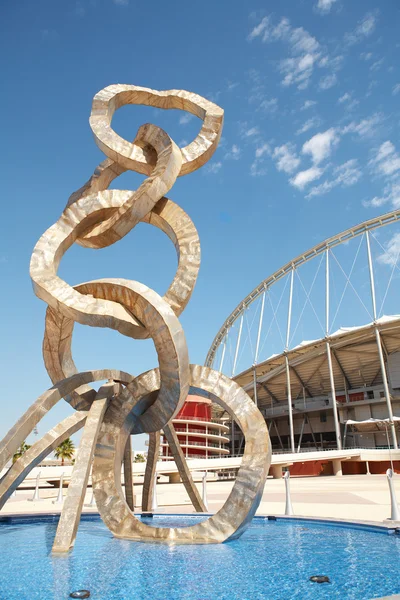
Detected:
[{"left": 204, "top": 209, "right": 400, "bottom": 476}]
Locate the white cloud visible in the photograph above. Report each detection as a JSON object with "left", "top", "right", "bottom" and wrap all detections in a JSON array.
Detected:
[
  {"left": 224, "top": 144, "right": 241, "bottom": 161},
  {"left": 365, "top": 196, "right": 388, "bottom": 208},
  {"left": 342, "top": 113, "right": 382, "bottom": 138},
  {"left": 319, "top": 73, "right": 337, "bottom": 90},
  {"left": 337, "top": 92, "right": 359, "bottom": 111},
  {"left": 364, "top": 182, "right": 400, "bottom": 210},
  {"left": 366, "top": 80, "right": 378, "bottom": 98},
  {"left": 361, "top": 52, "right": 373, "bottom": 61},
  {"left": 280, "top": 53, "right": 318, "bottom": 89},
  {"left": 248, "top": 16, "right": 269, "bottom": 41},
  {"left": 377, "top": 233, "right": 400, "bottom": 266},
  {"left": 179, "top": 113, "right": 193, "bottom": 125},
  {"left": 302, "top": 128, "right": 339, "bottom": 164},
  {"left": 251, "top": 144, "right": 270, "bottom": 176},
  {"left": 315, "top": 0, "right": 337, "bottom": 14},
  {"left": 259, "top": 98, "right": 278, "bottom": 113},
  {"left": 296, "top": 117, "right": 322, "bottom": 135},
  {"left": 338, "top": 92, "right": 351, "bottom": 104},
  {"left": 250, "top": 161, "right": 268, "bottom": 177},
  {"left": 372, "top": 141, "right": 400, "bottom": 177},
  {"left": 364, "top": 143, "right": 400, "bottom": 208},
  {"left": 345, "top": 11, "right": 377, "bottom": 45},
  {"left": 318, "top": 55, "right": 343, "bottom": 71},
  {"left": 206, "top": 161, "right": 222, "bottom": 174},
  {"left": 241, "top": 125, "right": 260, "bottom": 139},
  {"left": 301, "top": 100, "right": 317, "bottom": 111},
  {"left": 289, "top": 26, "right": 319, "bottom": 54},
  {"left": 393, "top": 84, "right": 400, "bottom": 96},
  {"left": 290, "top": 166, "right": 324, "bottom": 189},
  {"left": 376, "top": 141, "right": 396, "bottom": 162},
  {"left": 269, "top": 17, "right": 291, "bottom": 42},
  {"left": 306, "top": 159, "right": 362, "bottom": 197},
  {"left": 255, "top": 143, "right": 270, "bottom": 158},
  {"left": 249, "top": 15, "right": 322, "bottom": 89},
  {"left": 273, "top": 144, "right": 301, "bottom": 174},
  {"left": 336, "top": 160, "right": 362, "bottom": 185},
  {"left": 370, "top": 58, "right": 384, "bottom": 72}
]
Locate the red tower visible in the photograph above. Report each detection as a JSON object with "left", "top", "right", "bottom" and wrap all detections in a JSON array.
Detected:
[{"left": 161, "top": 395, "right": 230, "bottom": 459}]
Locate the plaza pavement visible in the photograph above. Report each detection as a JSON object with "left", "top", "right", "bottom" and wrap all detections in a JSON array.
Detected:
[{"left": 2, "top": 474, "right": 400, "bottom": 524}]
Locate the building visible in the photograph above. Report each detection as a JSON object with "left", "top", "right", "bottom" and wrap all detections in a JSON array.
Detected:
[
  {"left": 230, "top": 318, "right": 400, "bottom": 459},
  {"left": 206, "top": 209, "right": 400, "bottom": 474},
  {"left": 161, "top": 395, "right": 230, "bottom": 459}
]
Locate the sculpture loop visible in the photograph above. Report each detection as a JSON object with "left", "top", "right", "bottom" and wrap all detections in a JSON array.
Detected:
[{"left": 0, "top": 84, "right": 270, "bottom": 553}]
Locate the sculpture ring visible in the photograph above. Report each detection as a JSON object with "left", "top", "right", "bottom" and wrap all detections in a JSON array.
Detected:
[
  {"left": 92, "top": 364, "right": 271, "bottom": 543},
  {"left": 89, "top": 84, "right": 224, "bottom": 176}
]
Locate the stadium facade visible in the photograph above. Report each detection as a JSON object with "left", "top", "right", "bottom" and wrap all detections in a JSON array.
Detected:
[{"left": 205, "top": 210, "right": 400, "bottom": 474}]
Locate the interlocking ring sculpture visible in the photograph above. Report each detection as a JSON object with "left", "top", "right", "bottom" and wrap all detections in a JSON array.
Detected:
[{"left": 0, "top": 84, "right": 271, "bottom": 552}]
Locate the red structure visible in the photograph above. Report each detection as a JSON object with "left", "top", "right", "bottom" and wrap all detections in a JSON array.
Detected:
[{"left": 161, "top": 395, "right": 229, "bottom": 459}]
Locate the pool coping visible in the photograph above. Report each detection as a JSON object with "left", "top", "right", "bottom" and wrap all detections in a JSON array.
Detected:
[{"left": 1, "top": 510, "right": 399, "bottom": 535}]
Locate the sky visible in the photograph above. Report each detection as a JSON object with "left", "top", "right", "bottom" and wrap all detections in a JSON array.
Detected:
[{"left": 1, "top": 0, "right": 400, "bottom": 450}]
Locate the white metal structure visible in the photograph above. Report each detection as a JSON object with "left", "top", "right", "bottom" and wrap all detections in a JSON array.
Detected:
[{"left": 206, "top": 210, "right": 400, "bottom": 453}]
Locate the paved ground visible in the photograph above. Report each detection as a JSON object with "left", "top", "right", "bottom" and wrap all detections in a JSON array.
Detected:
[{"left": 2, "top": 474, "right": 400, "bottom": 524}]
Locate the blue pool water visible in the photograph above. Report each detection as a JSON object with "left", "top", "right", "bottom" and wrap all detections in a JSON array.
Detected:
[{"left": 0, "top": 515, "right": 400, "bottom": 600}]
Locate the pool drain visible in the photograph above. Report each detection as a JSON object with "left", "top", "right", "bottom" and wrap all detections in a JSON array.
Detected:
[
  {"left": 70, "top": 591, "right": 90, "bottom": 598},
  {"left": 310, "top": 575, "right": 330, "bottom": 584}
]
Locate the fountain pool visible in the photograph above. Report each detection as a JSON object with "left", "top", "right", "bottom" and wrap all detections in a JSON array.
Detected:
[{"left": 1, "top": 514, "right": 399, "bottom": 599}]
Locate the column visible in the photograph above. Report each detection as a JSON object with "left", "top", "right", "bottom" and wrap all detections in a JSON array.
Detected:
[
  {"left": 285, "top": 268, "right": 295, "bottom": 453},
  {"left": 270, "top": 465, "right": 283, "bottom": 479},
  {"left": 366, "top": 231, "right": 398, "bottom": 449},
  {"left": 332, "top": 459, "right": 342, "bottom": 476},
  {"left": 326, "top": 249, "right": 342, "bottom": 450}
]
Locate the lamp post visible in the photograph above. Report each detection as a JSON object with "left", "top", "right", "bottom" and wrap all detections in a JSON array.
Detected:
[
  {"left": 386, "top": 469, "right": 400, "bottom": 521},
  {"left": 284, "top": 471, "right": 294, "bottom": 516},
  {"left": 151, "top": 472, "right": 158, "bottom": 512},
  {"left": 202, "top": 471, "right": 209, "bottom": 512},
  {"left": 53, "top": 472, "right": 64, "bottom": 505}
]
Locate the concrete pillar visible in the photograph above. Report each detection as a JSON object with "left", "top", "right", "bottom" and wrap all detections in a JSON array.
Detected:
[
  {"left": 271, "top": 465, "right": 283, "bottom": 479},
  {"left": 169, "top": 472, "right": 181, "bottom": 484},
  {"left": 332, "top": 459, "right": 342, "bottom": 476}
]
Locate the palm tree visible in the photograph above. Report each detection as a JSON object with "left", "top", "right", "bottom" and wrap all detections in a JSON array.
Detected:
[
  {"left": 54, "top": 438, "right": 75, "bottom": 466},
  {"left": 12, "top": 441, "right": 31, "bottom": 464},
  {"left": 134, "top": 453, "right": 146, "bottom": 463}
]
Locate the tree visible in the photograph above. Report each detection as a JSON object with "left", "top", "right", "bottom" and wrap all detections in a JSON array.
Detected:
[
  {"left": 134, "top": 453, "right": 146, "bottom": 463},
  {"left": 12, "top": 441, "right": 31, "bottom": 464},
  {"left": 54, "top": 438, "right": 75, "bottom": 466}
]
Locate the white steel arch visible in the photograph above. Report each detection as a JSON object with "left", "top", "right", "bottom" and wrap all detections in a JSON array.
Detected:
[
  {"left": 206, "top": 209, "right": 400, "bottom": 451},
  {"left": 206, "top": 209, "right": 400, "bottom": 369}
]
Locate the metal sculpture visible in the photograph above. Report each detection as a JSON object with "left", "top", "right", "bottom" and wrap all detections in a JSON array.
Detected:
[{"left": 0, "top": 84, "right": 271, "bottom": 552}]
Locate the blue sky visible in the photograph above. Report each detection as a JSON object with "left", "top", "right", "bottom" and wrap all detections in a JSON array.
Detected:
[{"left": 1, "top": 0, "right": 399, "bottom": 449}]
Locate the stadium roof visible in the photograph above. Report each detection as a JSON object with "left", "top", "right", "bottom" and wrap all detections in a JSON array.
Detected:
[{"left": 229, "top": 315, "right": 400, "bottom": 412}]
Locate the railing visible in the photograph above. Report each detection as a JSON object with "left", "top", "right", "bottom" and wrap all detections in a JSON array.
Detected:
[
  {"left": 264, "top": 392, "right": 389, "bottom": 419},
  {"left": 158, "top": 445, "right": 399, "bottom": 461},
  {"left": 173, "top": 426, "right": 230, "bottom": 438},
  {"left": 161, "top": 453, "right": 228, "bottom": 460},
  {"left": 161, "top": 440, "right": 226, "bottom": 449},
  {"left": 173, "top": 415, "right": 229, "bottom": 428}
]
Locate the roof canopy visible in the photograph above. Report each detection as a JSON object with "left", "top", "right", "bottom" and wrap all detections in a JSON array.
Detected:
[
  {"left": 345, "top": 417, "right": 400, "bottom": 433},
  {"left": 228, "top": 316, "right": 400, "bottom": 414}
]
